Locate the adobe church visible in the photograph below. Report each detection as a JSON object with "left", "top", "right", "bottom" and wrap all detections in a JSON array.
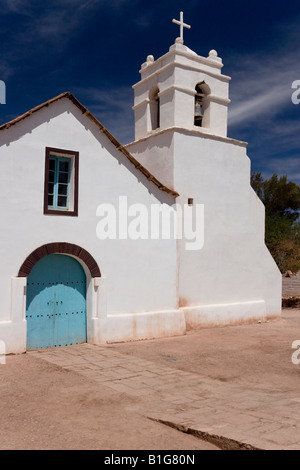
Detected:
[{"left": 0, "top": 13, "right": 281, "bottom": 354}]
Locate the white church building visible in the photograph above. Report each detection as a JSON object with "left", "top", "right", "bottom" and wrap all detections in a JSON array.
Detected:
[{"left": 0, "top": 14, "right": 281, "bottom": 354}]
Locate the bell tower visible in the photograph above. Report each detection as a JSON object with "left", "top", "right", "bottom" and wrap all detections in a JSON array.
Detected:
[
  {"left": 131, "top": 14, "right": 231, "bottom": 141},
  {"left": 125, "top": 12, "right": 282, "bottom": 334}
]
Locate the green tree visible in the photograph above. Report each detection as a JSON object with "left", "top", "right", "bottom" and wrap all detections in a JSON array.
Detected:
[{"left": 251, "top": 172, "right": 300, "bottom": 273}]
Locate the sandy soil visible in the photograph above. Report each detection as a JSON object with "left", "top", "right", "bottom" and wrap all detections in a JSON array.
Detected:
[
  {"left": 0, "top": 353, "right": 217, "bottom": 450},
  {"left": 1, "top": 309, "right": 299, "bottom": 451},
  {"left": 110, "top": 309, "right": 300, "bottom": 391}
]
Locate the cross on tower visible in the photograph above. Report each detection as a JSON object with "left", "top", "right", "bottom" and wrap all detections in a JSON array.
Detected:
[{"left": 172, "top": 11, "right": 191, "bottom": 45}]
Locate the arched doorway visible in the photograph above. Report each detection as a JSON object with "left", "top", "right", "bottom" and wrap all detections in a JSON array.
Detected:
[
  {"left": 26, "top": 254, "right": 87, "bottom": 349},
  {"left": 18, "top": 242, "right": 101, "bottom": 279}
]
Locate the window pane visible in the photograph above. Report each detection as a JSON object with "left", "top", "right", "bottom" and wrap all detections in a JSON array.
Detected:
[
  {"left": 49, "top": 159, "right": 56, "bottom": 171},
  {"left": 59, "top": 161, "right": 69, "bottom": 173},
  {"left": 46, "top": 154, "right": 74, "bottom": 213},
  {"left": 57, "top": 196, "right": 67, "bottom": 207},
  {"left": 48, "top": 183, "right": 54, "bottom": 195},
  {"left": 58, "top": 184, "right": 68, "bottom": 196},
  {"left": 58, "top": 171, "right": 69, "bottom": 184},
  {"left": 48, "top": 170, "right": 55, "bottom": 183}
]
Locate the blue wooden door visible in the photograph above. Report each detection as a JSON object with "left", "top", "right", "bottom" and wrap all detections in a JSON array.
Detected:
[{"left": 26, "top": 254, "right": 87, "bottom": 349}]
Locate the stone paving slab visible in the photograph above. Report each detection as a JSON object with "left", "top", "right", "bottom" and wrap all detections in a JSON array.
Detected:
[
  {"left": 282, "top": 272, "right": 300, "bottom": 296},
  {"left": 29, "top": 338, "right": 300, "bottom": 451}
]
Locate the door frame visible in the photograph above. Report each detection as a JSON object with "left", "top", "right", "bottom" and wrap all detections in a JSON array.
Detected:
[
  {"left": 13, "top": 243, "right": 107, "bottom": 352},
  {"left": 26, "top": 253, "right": 88, "bottom": 349}
]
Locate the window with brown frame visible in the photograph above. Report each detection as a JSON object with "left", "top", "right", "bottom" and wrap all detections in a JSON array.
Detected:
[{"left": 44, "top": 147, "right": 79, "bottom": 216}]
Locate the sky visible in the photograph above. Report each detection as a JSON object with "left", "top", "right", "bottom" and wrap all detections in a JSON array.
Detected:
[{"left": 0, "top": 0, "right": 299, "bottom": 183}]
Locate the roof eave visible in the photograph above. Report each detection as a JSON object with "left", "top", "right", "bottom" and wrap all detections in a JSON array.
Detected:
[{"left": 0, "top": 92, "right": 179, "bottom": 198}]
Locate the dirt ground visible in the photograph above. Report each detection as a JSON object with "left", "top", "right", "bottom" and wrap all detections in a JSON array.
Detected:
[
  {"left": 1, "top": 308, "right": 299, "bottom": 450},
  {"left": 0, "top": 352, "right": 217, "bottom": 450},
  {"left": 110, "top": 309, "right": 300, "bottom": 392}
]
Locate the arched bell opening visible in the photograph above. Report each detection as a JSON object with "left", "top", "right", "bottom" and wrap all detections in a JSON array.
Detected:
[
  {"left": 149, "top": 86, "right": 160, "bottom": 131},
  {"left": 194, "top": 82, "right": 210, "bottom": 128}
]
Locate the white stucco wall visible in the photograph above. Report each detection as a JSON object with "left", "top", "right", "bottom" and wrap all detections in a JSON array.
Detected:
[
  {"left": 127, "top": 127, "right": 282, "bottom": 327},
  {"left": 0, "top": 98, "right": 185, "bottom": 353},
  {"left": 125, "top": 131, "right": 175, "bottom": 189},
  {"left": 172, "top": 130, "right": 282, "bottom": 324}
]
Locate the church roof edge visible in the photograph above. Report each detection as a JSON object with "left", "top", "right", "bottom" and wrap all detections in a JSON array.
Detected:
[{"left": 0, "top": 91, "right": 179, "bottom": 198}]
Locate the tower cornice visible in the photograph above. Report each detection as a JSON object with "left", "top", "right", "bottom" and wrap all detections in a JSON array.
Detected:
[{"left": 125, "top": 126, "right": 248, "bottom": 149}]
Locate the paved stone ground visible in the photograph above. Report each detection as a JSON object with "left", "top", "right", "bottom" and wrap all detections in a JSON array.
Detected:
[
  {"left": 28, "top": 309, "right": 300, "bottom": 450},
  {"left": 0, "top": 352, "right": 217, "bottom": 450},
  {"left": 282, "top": 272, "right": 300, "bottom": 296}
]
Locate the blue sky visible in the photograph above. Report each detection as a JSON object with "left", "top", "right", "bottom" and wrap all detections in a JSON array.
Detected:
[{"left": 0, "top": 0, "right": 300, "bottom": 183}]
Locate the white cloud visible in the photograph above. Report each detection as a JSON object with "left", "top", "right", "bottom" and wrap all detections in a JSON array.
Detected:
[
  {"left": 1, "top": 0, "right": 29, "bottom": 13},
  {"left": 227, "top": 15, "right": 300, "bottom": 129},
  {"left": 226, "top": 17, "right": 300, "bottom": 183},
  {"left": 228, "top": 55, "right": 298, "bottom": 126},
  {"left": 0, "top": 63, "right": 13, "bottom": 81}
]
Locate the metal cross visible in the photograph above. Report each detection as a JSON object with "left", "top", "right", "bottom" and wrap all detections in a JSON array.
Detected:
[{"left": 172, "top": 11, "right": 191, "bottom": 44}]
